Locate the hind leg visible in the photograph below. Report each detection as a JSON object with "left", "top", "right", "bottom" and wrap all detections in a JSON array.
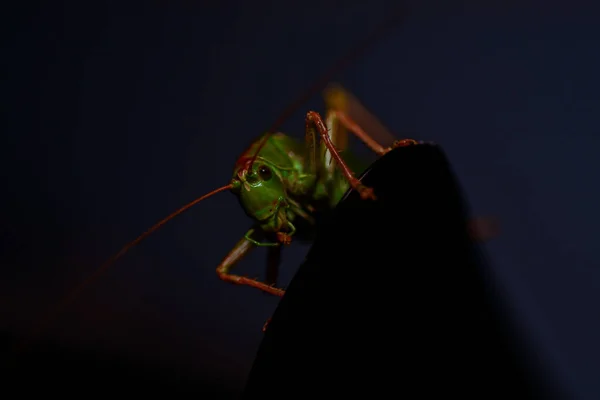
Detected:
[
  {"left": 330, "top": 110, "right": 419, "bottom": 155},
  {"left": 324, "top": 84, "right": 419, "bottom": 156}
]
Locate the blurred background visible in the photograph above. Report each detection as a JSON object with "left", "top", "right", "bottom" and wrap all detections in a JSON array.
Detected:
[{"left": 2, "top": 1, "right": 599, "bottom": 397}]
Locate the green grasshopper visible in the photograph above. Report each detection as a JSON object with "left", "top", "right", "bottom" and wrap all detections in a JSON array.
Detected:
[
  {"left": 24, "top": 85, "right": 497, "bottom": 344},
  {"left": 21, "top": 14, "right": 497, "bottom": 349},
  {"left": 215, "top": 84, "right": 421, "bottom": 298},
  {"left": 101, "top": 84, "right": 498, "bottom": 301}
]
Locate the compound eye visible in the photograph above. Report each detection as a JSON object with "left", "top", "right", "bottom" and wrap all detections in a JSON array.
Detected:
[{"left": 258, "top": 165, "right": 272, "bottom": 181}]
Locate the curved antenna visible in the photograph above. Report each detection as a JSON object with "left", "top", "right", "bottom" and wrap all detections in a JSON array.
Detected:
[
  {"left": 248, "top": 5, "right": 410, "bottom": 168},
  {"left": 18, "top": 183, "right": 232, "bottom": 354}
]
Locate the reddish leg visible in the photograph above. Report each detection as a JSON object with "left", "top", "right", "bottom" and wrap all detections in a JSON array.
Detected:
[
  {"left": 306, "top": 111, "right": 376, "bottom": 200},
  {"left": 323, "top": 84, "right": 419, "bottom": 156},
  {"left": 265, "top": 245, "right": 281, "bottom": 287},
  {"left": 390, "top": 138, "right": 420, "bottom": 150},
  {"left": 216, "top": 233, "right": 285, "bottom": 297},
  {"left": 259, "top": 247, "right": 284, "bottom": 332},
  {"left": 330, "top": 110, "right": 419, "bottom": 155}
]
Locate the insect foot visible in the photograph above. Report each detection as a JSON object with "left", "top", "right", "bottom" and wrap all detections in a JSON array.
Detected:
[
  {"left": 276, "top": 232, "right": 293, "bottom": 245},
  {"left": 392, "top": 138, "right": 419, "bottom": 148},
  {"left": 381, "top": 139, "right": 420, "bottom": 155},
  {"left": 357, "top": 184, "right": 377, "bottom": 201}
]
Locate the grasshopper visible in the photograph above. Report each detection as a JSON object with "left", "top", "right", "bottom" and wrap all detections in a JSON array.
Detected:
[
  {"left": 25, "top": 85, "right": 498, "bottom": 343},
  {"left": 101, "top": 85, "right": 498, "bottom": 333},
  {"left": 99, "top": 84, "right": 498, "bottom": 301},
  {"left": 215, "top": 84, "right": 421, "bottom": 298},
  {"left": 24, "top": 15, "right": 497, "bottom": 343}
]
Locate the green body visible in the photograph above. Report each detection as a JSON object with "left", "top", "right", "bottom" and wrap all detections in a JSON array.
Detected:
[
  {"left": 230, "top": 131, "right": 366, "bottom": 243},
  {"left": 143, "top": 86, "right": 493, "bottom": 313},
  {"left": 215, "top": 89, "right": 401, "bottom": 298}
]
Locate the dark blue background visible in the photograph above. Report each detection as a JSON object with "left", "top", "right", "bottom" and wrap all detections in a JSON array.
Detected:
[{"left": 3, "top": 2, "right": 599, "bottom": 397}]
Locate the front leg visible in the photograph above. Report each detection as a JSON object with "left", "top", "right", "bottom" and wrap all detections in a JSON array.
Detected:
[
  {"left": 306, "top": 111, "right": 376, "bottom": 200},
  {"left": 216, "top": 229, "right": 285, "bottom": 297}
]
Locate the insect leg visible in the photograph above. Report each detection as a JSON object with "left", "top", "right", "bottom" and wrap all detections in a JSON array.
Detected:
[
  {"left": 265, "top": 245, "right": 282, "bottom": 287},
  {"left": 216, "top": 232, "right": 285, "bottom": 297},
  {"left": 306, "top": 111, "right": 376, "bottom": 200},
  {"left": 324, "top": 83, "right": 418, "bottom": 156},
  {"left": 330, "top": 110, "right": 419, "bottom": 155},
  {"left": 260, "top": 246, "right": 283, "bottom": 332}
]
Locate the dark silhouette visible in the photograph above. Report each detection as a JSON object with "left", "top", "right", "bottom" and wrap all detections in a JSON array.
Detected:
[{"left": 243, "top": 144, "right": 564, "bottom": 398}]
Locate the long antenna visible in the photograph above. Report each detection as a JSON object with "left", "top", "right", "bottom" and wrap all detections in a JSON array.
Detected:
[
  {"left": 16, "top": 5, "right": 410, "bottom": 356},
  {"left": 16, "top": 183, "right": 232, "bottom": 354},
  {"left": 249, "top": 5, "right": 410, "bottom": 167}
]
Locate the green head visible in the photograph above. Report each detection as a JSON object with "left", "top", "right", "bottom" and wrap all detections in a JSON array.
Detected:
[{"left": 231, "top": 157, "right": 292, "bottom": 235}]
